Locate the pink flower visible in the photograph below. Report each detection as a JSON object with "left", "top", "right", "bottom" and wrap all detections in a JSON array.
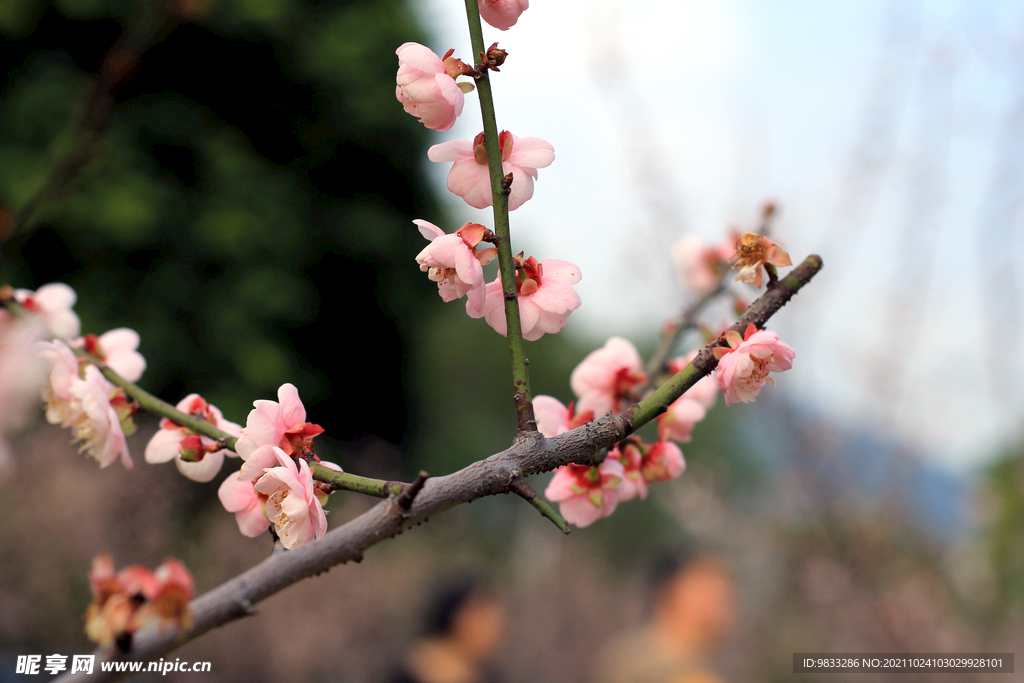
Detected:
[
  {"left": 145, "top": 394, "right": 242, "bottom": 482},
  {"left": 84, "top": 555, "right": 194, "bottom": 647},
  {"left": 0, "top": 318, "right": 45, "bottom": 481},
  {"left": 68, "top": 365, "right": 132, "bottom": 470},
  {"left": 72, "top": 329, "right": 146, "bottom": 383},
  {"left": 657, "top": 351, "right": 718, "bottom": 443},
  {"left": 4, "top": 283, "right": 80, "bottom": 339},
  {"left": 607, "top": 443, "right": 647, "bottom": 502},
  {"left": 396, "top": 43, "right": 474, "bottom": 131},
  {"left": 253, "top": 447, "right": 328, "bottom": 549},
  {"left": 731, "top": 232, "right": 792, "bottom": 289},
  {"left": 479, "top": 0, "right": 528, "bottom": 30},
  {"left": 714, "top": 323, "right": 795, "bottom": 406},
  {"left": 672, "top": 235, "right": 733, "bottom": 295},
  {"left": 236, "top": 383, "right": 324, "bottom": 481},
  {"left": 428, "top": 131, "right": 555, "bottom": 210},
  {"left": 544, "top": 459, "right": 625, "bottom": 528},
  {"left": 35, "top": 339, "right": 82, "bottom": 426},
  {"left": 138, "top": 559, "right": 194, "bottom": 632},
  {"left": 533, "top": 395, "right": 594, "bottom": 437},
  {"left": 476, "top": 255, "right": 581, "bottom": 341},
  {"left": 570, "top": 337, "right": 647, "bottom": 416},
  {"left": 414, "top": 220, "right": 498, "bottom": 316},
  {"left": 639, "top": 438, "right": 686, "bottom": 483},
  {"left": 218, "top": 469, "right": 271, "bottom": 538}
]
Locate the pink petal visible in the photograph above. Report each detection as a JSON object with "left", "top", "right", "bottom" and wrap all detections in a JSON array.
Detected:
[
  {"left": 144, "top": 428, "right": 184, "bottom": 464},
  {"left": 427, "top": 139, "right": 475, "bottom": 163}
]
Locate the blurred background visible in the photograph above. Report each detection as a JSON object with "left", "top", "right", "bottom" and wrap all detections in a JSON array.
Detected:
[{"left": 1, "top": 0, "right": 1023, "bottom": 681}]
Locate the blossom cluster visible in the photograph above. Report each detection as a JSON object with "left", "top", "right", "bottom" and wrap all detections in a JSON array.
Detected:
[
  {"left": 0, "top": 284, "right": 146, "bottom": 475},
  {"left": 394, "top": 4, "right": 579, "bottom": 342},
  {"left": 218, "top": 383, "right": 338, "bottom": 549},
  {"left": 85, "top": 554, "right": 194, "bottom": 648},
  {"left": 541, "top": 322, "right": 795, "bottom": 527}
]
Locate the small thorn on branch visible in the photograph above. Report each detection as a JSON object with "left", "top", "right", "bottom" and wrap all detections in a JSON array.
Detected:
[
  {"left": 510, "top": 477, "right": 569, "bottom": 534},
  {"left": 397, "top": 471, "right": 429, "bottom": 511}
]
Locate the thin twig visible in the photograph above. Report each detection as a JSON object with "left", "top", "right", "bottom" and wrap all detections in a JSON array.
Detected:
[
  {"left": 510, "top": 477, "right": 569, "bottom": 534},
  {"left": 463, "top": 0, "right": 536, "bottom": 433}
]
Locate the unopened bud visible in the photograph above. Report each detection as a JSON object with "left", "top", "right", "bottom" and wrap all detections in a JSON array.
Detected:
[{"left": 179, "top": 435, "right": 205, "bottom": 462}]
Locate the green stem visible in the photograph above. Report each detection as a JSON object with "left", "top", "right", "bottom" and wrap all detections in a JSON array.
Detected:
[
  {"left": 96, "top": 361, "right": 403, "bottom": 498},
  {"left": 312, "top": 464, "right": 407, "bottom": 498},
  {"left": 510, "top": 477, "right": 569, "bottom": 534},
  {"left": 464, "top": 0, "right": 535, "bottom": 433},
  {"left": 98, "top": 365, "right": 238, "bottom": 449}
]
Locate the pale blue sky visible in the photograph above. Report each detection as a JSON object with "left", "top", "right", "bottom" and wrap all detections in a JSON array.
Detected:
[{"left": 416, "top": 0, "right": 1024, "bottom": 472}]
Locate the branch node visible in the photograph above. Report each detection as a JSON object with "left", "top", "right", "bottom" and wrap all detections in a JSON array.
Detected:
[{"left": 396, "top": 471, "right": 429, "bottom": 511}]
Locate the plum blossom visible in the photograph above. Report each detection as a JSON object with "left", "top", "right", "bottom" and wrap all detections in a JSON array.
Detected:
[
  {"left": 218, "top": 470, "right": 271, "bottom": 537},
  {"left": 236, "top": 383, "right": 324, "bottom": 481},
  {"left": 672, "top": 235, "right": 735, "bottom": 295},
  {"left": 0, "top": 317, "right": 46, "bottom": 481},
  {"left": 714, "top": 323, "right": 795, "bottom": 406},
  {"left": 608, "top": 442, "right": 647, "bottom": 502},
  {"left": 396, "top": 43, "right": 474, "bottom": 131},
  {"left": 544, "top": 458, "right": 625, "bottom": 528},
  {"left": 479, "top": 0, "right": 528, "bottom": 30},
  {"left": 85, "top": 555, "right": 194, "bottom": 647},
  {"left": 1, "top": 283, "right": 80, "bottom": 338},
  {"left": 428, "top": 131, "right": 554, "bottom": 210},
  {"left": 475, "top": 255, "right": 581, "bottom": 341},
  {"left": 253, "top": 447, "right": 328, "bottom": 549},
  {"left": 609, "top": 437, "right": 687, "bottom": 502},
  {"left": 35, "top": 339, "right": 82, "bottom": 426},
  {"left": 414, "top": 220, "right": 497, "bottom": 316},
  {"left": 731, "top": 232, "right": 792, "bottom": 289},
  {"left": 639, "top": 438, "right": 686, "bottom": 484},
  {"left": 657, "top": 351, "right": 718, "bottom": 443},
  {"left": 145, "top": 394, "right": 242, "bottom": 482},
  {"left": 72, "top": 328, "right": 146, "bottom": 383},
  {"left": 569, "top": 337, "right": 647, "bottom": 416},
  {"left": 533, "top": 395, "right": 593, "bottom": 437},
  {"left": 68, "top": 365, "right": 133, "bottom": 469}
]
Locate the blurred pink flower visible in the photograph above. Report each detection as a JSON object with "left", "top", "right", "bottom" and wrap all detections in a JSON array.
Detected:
[
  {"left": 672, "top": 235, "right": 733, "bottom": 295},
  {"left": 533, "top": 395, "right": 594, "bottom": 437},
  {"left": 414, "top": 220, "right": 497, "bottom": 316},
  {"left": 640, "top": 438, "right": 686, "bottom": 483},
  {"left": 236, "top": 383, "right": 324, "bottom": 481},
  {"left": 35, "top": 338, "right": 82, "bottom": 425},
  {"left": 253, "top": 447, "right": 328, "bottom": 549},
  {"left": 428, "top": 131, "right": 554, "bottom": 210},
  {"left": 657, "top": 351, "right": 718, "bottom": 443},
  {"left": 145, "top": 394, "right": 242, "bottom": 482},
  {"left": 608, "top": 443, "right": 647, "bottom": 502},
  {"left": 4, "top": 283, "right": 80, "bottom": 338},
  {"left": 68, "top": 365, "right": 132, "bottom": 470},
  {"left": 0, "top": 318, "right": 46, "bottom": 482},
  {"left": 396, "top": 43, "right": 473, "bottom": 131},
  {"left": 72, "top": 329, "right": 146, "bottom": 383},
  {"left": 476, "top": 255, "right": 581, "bottom": 341},
  {"left": 544, "top": 459, "right": 625, "bottom": 528},
  {"left": 570, "top": 336, "right": 647, "bottom": 416},
  {"left": 85, "top": 555, "right": 194, "bottom": 647},
  {"left": 715, "top": 323, "right": 795, "bottom": 406},
  {"left": 479, "top": 0, "right": 528, "bottom": 30}
]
